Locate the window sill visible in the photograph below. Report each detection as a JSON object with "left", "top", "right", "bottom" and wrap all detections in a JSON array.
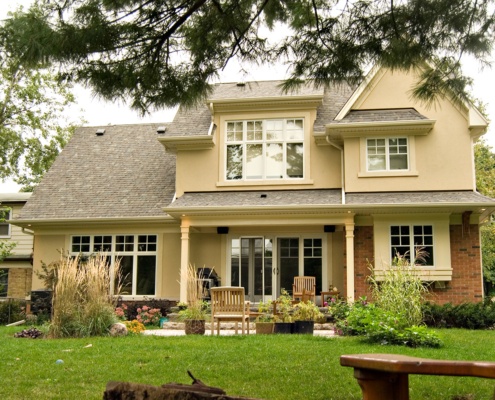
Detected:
[
  {"left": 358, "top": 170, "right": 419, "bottom": 178},
  {"left": 217, "top": 179, "right": 314, "bottom": 187}
]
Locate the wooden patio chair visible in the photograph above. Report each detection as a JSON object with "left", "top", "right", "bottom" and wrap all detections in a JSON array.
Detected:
[
  {"left": 292, "top": 276, "right": 316, "bottom": 303},
  {"left": 210, "top": 287, "right": 250, "bottom": 335}
]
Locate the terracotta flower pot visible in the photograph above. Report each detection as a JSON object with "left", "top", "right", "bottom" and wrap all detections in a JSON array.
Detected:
[{"left": 255, "top": 322, "right": 274, "bottom": 334}]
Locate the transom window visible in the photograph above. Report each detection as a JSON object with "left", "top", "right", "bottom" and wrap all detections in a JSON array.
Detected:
[
  {"left": 71, "top": 234, "right": 157, "bottom": 296},
  {"left": 226, "top": 118, "right": 304, "bottom": 180},
  {"left": 367, "top": 138, "right": 408, "bottom": 171},
  {"left": 0, "top": 209, "right": 11, "bottom": 238},
  {"left": 390, "top": 225, "right": 434, "bottom": 266}
]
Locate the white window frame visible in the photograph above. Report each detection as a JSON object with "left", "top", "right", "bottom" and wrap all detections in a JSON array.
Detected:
[
  {"left": 224, "top": 118, "right": 305, "bottom": 181},
  {"left": 70, "top": 234, "right": 158, "bottom": 298},
  {"left": 390, "top": 224, "right": 435, "bottom": 267},
  {"left": 366, "top": 137, "right": 409, "bottom": 172},
  {"left": 0, "top": 209, "right": 11, "bottom": 238}
]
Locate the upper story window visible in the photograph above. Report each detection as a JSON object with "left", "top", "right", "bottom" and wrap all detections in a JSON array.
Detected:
[
  {"left": 0, "top": 209, "right": 11, "bottom": 238},
  {"left": 390, "top": 225, "right": 434, "bottom": 266},
  {"left": 226, "top": 118, "right": 304, "bottom": 180},
  {"left": 367, "top": 138, "right": 408, "bottom": 171}
]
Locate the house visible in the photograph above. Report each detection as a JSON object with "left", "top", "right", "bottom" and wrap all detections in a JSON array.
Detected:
[
  {"left": 12, "top": 66, "right": 495, "bottom": 305},
  {"left": 0, "top": 193, "right": 33, "bottom": 299}
]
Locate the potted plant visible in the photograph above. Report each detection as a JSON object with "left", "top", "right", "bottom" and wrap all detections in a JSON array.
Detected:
[
  {"left": 177, "top": 264, "right": 210, "bottom": 335},
  {"left": 292, "top": 300, "right": 324, "bottom": 334},
  {"left": 273, "top": 289, "right": 294, "bottom": 334},
  {"left": 255, "top": 300, "right": 274, "bottom": 334}
]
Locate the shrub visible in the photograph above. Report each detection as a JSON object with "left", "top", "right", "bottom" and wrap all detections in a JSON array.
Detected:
[
  {"left": 326, "top": 297, "right": 352, "bottom": 322},
  {"left": 0, "top": 300, "right": 25, "bottom": 324},
  {"left": 368, "top": 250, "right": 430, "bottom": 326},
  {"left": 49, "top": 254, "right": 121, "bottom": 338},
  {"left": 423, "top": 299, "right": 495, "bottom": 329}
]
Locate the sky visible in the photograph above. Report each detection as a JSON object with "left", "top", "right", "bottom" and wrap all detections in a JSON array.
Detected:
[{"left": 1, "top": 0, "right": 495, "bottom": 192}]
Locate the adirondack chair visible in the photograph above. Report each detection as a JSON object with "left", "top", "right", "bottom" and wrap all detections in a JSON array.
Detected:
[
  {"left": 292, "top": 276, "right": 316, "bottom": 303},
  {"left": 210, "top": 287, "right": 250, "bottom": 335}
]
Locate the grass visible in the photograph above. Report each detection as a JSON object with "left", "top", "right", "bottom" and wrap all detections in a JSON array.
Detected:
[{"left": 2, "top": 327, "right": 495, "bottom": 400}]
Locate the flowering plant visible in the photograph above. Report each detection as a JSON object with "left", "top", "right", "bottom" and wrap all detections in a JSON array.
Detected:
[
  {"left": 125, "top": 319, "right": 145, "bottom": 334},
  {"left": 136, "top": 305, "right": 162, "bottom": 326},
  {"left": 114, "top": 303, "right": 128, "bottom": 321}
]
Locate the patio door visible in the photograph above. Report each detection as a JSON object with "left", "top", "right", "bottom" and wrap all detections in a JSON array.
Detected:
[{"left": 230, "top": 237, "right": 273, "bottom": 302}]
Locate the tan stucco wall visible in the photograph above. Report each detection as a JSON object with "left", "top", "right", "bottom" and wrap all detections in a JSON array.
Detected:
[
  {"left": 160, "top": 232, "right": 181, "bottom": 299},
  {"left": 31, "top": 234, "right": 65, "bottom": 291},
  {"left": 175, "top": 108, "right": 343, "bottom": 196},
  {"left": 344, "top": 69, "right": 475, "bottom": 192}
]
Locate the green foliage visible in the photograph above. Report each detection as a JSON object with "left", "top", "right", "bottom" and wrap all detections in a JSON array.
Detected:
[
  {"left": 423, "top": 299, "right": 495, "bottom": 329},
  {"left": 49, "top": 254, "right": 120, "bottom": 338},
  {"left": 274, "top": 289, "right": 293, "bottom": 322},
  {"left": 292, "top": 300, "right": 323, "bottom": 322},
  {"left": 255, "top": 299, "right": 274, "bottom": 322},
  {"left": 177, "top": 300, "right": 210, "bottom": 321},
  {"left": 368, "top": 250, "right": 430, "bottom": 327},
  {"left": 0, "top": 8, "right": 82, "bottom": 190},
  {"left": 4, "top": 0, "right": 494, "bottom": 113},
  {"left": 0, "top": 299, "right": 25, "bottom": 324},
  {"left": 326, "top": 297, "right": 352, "bottom": 322}
]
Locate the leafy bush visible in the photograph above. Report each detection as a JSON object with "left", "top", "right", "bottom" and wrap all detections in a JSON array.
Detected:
[
  {"left": 423, "top": 299, "right": 495, "bottom": 329},
  {"left": 337, "top": 301, "right": 442, "bottom": 347},
  {"left": 136, "top": 305, "right": 162, "bottom": 326},
  {"left": 0, "top": 300, "right": 25, "bottom": 324},
  {"left": 125, "top": 319, "right": 145, "bottom": 334},
  {"left": 368, "top": 250, "right": 430, "bottom": 326},
  {"left": 326, "top": 297, "right": 352, "bottom": 322}
]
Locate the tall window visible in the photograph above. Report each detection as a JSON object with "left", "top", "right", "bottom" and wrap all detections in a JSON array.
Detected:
[
  {"left": 0, "top": 209, "right": 11, "bottom": 238},
  {"left": 226, "top": 118, "right": 304, "bottom": 180},
  {"left": 367, "top": 138, "right": 408, "bottom": 171},
  {"left": 390, "top": 225, "right": 434, "bottom": 266},
  {"left": 71, "top": 234, "right": 157, "bottom": 296}
]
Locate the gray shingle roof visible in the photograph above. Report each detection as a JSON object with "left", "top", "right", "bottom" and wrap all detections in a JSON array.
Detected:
[
  {"left": 19, "top": 124, "right": 176, "bottom": 220},
  {"left": 167, "top": 190, "right": 495, "bottom": 210},
  {"left": 208, "top": 80, "right": 323, "bottom": 101},
  {"left": 169, "top": 190, "right": 342, "bottom": 208},
  {"left": 313, "top": 83, "right": 358, "bottom": 132},
  {"left": 335, "top": 108, "right": 429, "bottom": 124},
  {"left": 346, "top": 191, "right": 495, "bottom": 205}
]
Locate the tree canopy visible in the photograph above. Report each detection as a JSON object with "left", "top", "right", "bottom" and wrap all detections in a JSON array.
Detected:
[
  {"left": 3, "top": 0, "right": 494, "bottom": 114},
  {"left": 0, "top": 9, "right": 82, "bottom": 191}
]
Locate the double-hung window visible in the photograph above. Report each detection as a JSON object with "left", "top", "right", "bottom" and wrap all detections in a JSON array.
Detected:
[
  {"left": 226, "top": 118, "right": 304, "bottom": 180},
  {"left": 0, "top": 209, "right": 11, "bottom": 238},
  {"left": 367, "top": 138, "right": 408, "bottom": 171},
  {"left": 390, "top": 225, "right": 434, "bottom": 266},
  {"left": 71, "top": 234, "right": 157, "bottom": 296}
]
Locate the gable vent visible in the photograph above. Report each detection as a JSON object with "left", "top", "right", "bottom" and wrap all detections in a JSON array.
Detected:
[
  {"left": 156, "top": 126, "right": 166, "bottom": 134},
  {"left": 95, "top": 129, "right": 105, "bottom": 136}
]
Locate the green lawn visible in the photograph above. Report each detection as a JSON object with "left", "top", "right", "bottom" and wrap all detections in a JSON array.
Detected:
[{"left": 1, "top": 327, "right": 495, "bottom": 400}]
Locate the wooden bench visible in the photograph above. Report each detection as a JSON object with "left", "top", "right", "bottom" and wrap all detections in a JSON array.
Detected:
[{"left": 340, "top": 353, "right": 495, "bottom": 400}]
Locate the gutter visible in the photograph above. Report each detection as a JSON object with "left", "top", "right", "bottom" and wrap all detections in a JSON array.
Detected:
[{"left": 326, "top": 136, "right": 346, "bottom": 204}]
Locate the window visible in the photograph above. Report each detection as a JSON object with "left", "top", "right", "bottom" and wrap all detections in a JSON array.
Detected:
[
  {"left": 226, "top": 118, "right": 304, "bottom": 180},
  {"left": 367, "top": 138, "right": 408, "bottom": 171},
  {"left": 70, "top": 234, "right": 158, "bottom": 296},
  {"left": 390, "top": 225, "right": 434, "bottom": 266},
  {"left": 0, "top": 209, "right": 11, "bottom": 238}
]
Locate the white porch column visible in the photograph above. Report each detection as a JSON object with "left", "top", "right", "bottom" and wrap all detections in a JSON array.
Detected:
[
  {"left": 345, "top": 222, "right": 355, "bottom": 302},
  {"left": 180, "top": 222, "right": 191, "bottom": 303}
]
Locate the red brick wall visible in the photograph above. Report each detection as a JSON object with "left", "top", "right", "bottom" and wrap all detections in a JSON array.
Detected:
[
  {"left": 428, "top": 224, "right": 483, "bottom": 304},
  {"left": 344, "top": 224, "right": 483, "bottom": 305}
]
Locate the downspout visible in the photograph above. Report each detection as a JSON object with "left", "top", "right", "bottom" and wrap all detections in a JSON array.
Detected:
[{"left": 326, "top": 136, "right": 345, "bottom": 204}]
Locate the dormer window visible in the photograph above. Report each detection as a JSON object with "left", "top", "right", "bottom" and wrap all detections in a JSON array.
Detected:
[
  {"left": 225, "top": 118, "right": 304, "bottom": 180},
  {"left": 367, "top": 138, "right": 408, "bottom": 171}
]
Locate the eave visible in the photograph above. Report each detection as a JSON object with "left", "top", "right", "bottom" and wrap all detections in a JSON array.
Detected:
[
  {"left": 10, "top": 216, "right": 176, "bottom": 230},
  {"left": 158, "top": 135, "right": 215, "bottom": 152}
]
